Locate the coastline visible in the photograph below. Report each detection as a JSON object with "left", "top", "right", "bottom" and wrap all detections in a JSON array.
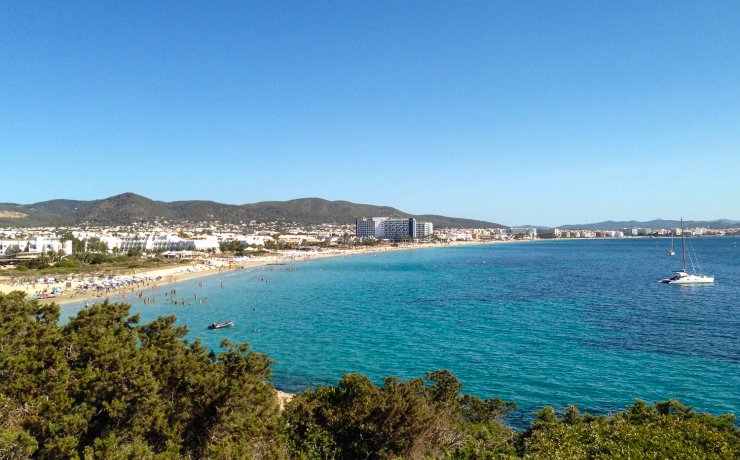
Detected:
[
  {"left": 0, "top": 240, "right": 504, "bottom": 306},
  {"left": 3, "top": 237, "right": 735, "bottom": 425},
  {"left": 5, "top": 236, "right": 689, "bottom": 306}
]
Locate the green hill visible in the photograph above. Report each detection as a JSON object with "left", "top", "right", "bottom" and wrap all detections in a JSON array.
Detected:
[{"left": 0, "top": 193, "right": 503, "bottom": 228}]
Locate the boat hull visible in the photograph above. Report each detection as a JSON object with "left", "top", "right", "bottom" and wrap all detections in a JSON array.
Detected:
[
  {"left": 667, "top": 277, "right": 714, "bottom": 284},
  {"left": 661, "top": 272, "right": 714, "bottom": 284}
]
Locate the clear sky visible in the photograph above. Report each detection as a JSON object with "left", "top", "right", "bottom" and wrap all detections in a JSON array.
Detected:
[{"left": 1, "top": 1, "right": 739, "bottom": 227}]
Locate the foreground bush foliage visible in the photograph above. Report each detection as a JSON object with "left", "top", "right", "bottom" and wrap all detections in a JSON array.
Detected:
[
  {"left": 284, "top": 371, "right": 517, "bottom": 459},
  {"left": 0, "top": 292, "right": 283, "bottom": 459},
  {"left": 1, "top": 292, "right": 737, "bottom": 459},
  {"left": 520, "top": 401, "right": 738, "bottom": 459}
]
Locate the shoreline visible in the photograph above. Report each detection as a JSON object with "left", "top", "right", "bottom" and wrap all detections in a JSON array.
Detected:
[
  {"left": 6, "top": 235, "right": 705, "bottom": 306},
  {"left": 0, "top": 240, "right": 506, "bottom": 306}
]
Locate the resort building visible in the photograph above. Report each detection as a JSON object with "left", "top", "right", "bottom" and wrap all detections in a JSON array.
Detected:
[
  {"left": 355, "top": 217, "right": 388, "bottom": 239},
  {"left": 99, "top": 235, "right": 122, "bottom": 251},
  {"left": 119, "top": 234, "right": 183, "bottom": 252},
  {"left": 0, "top": 240, "right": 25, "bottom": 255},
  {"left": 414, "top": 221, "right": 433, "bottom": 239},
  {"left": 236, "top": 235, "right": 273, "bottom": 247},
  {"left": 356, "top": 217, "right": 434, "bottom": 242},
  {"left": 116, "top": 233, "right": 220, "bottom": 253},
  {"left": 0, "top": 237, "right": 72, "bottom": 256},
  {"left": 382, "top": 218, "right": 414, "bottom": 241},
  {"left": 189, "top": 235, "right": 220, "bottom": 251}
]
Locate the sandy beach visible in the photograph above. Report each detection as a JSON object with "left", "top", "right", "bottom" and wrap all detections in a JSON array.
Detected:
[{"left": 0, "top": 240, "right": 503, "bottom": 306}]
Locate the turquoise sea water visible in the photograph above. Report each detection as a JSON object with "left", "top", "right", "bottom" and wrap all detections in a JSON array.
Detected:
[{"left": 61, "top": 238, "right": 740, "bottom": 427}]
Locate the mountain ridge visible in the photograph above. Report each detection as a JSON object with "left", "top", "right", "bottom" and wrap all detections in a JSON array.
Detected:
[{"left": 0, "top": 193, "right": 504, "bottom": 229}]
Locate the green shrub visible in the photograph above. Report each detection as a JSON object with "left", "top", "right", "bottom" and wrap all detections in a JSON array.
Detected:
[{"left": 54, "top": 259, "right": 80, "bottom": 269}]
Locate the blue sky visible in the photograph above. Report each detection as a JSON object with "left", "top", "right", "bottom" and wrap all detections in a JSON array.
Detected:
[{"left": 1, "top": 1, "right": 739, "bottom": 226}]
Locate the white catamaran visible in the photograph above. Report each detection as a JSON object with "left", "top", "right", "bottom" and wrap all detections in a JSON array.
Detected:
[{"left": 660, "top": 218, "right": 714, "bottom": 284}]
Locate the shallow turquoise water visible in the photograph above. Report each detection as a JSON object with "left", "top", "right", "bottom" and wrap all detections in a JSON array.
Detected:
[{"left": 61, "top": 238, "right": 740, "bottom": 427}]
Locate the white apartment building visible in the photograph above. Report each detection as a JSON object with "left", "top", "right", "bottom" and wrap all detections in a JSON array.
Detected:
[
  {"left": 237, "top": 235, "right": 273, "bottom": 246},
  {"left": 0, "top": 236, "right": 72, "bottom": 256},
  {"left": 356, "top": 217, "right": 388, "bottom": 239},
  {"left": 99, "top": 235, "right": 122, "bottom": 251},
  {"left": 189, "top": 235, "right": 220, "bottom": 251},
  {"left": 414, "top": 221, "right": 433, "bottom": 239},
  {"left": 116, "top": 234, "right": 219, "bottom": 252},
  {"left": 383, "top": 218, "right": 414, "bottom": 241},
  {"left": 0, "top": 240, "right": 24, "bottom": 255},
  {"left": 356, "top": 217, "right": 434, "bottom": 242},
  {"left": 119, "top": 234, "right": 183, "bottom": 252}
]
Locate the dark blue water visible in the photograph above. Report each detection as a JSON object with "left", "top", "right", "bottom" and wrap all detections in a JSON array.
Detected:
[{"left": 61, "top": 238, "right": 740, "bottom": 427}]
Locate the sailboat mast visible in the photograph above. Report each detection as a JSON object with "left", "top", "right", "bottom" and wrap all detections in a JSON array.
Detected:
[{"left": 681, "top": 218, "right": 687, "bottom": 272}]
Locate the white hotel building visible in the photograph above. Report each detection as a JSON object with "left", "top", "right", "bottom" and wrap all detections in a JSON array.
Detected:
[
  {"left": 356, "top": 217, "right": 389, "bottom": 239},
  {"left": 356, "top": 217, "right": 433, "bottom": 242},
  {"left": 116, "top": 234, "right": 220, "bottom": 252},
  {"left": 0, "top": 236, "right": 72, "bottom": 256}
]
